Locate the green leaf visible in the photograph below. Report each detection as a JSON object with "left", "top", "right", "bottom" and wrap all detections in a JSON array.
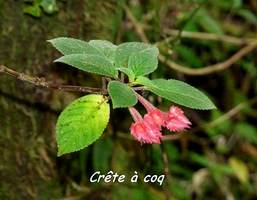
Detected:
[
  {"left": 128, "top": 46, "right": 159, "bottom": 76},
  {"left": 55, "top": 54, "right": 118, "bottom": 78},
  {"left": 196, "top": 9, "right": 223, "bottom": 34},
  {"left": 108, "top": 81, "right": 137, "bottom": 108},
  {"left": 48, "top": 37, "right": 101, "bottom": 55},
  {"left": 135, "top": 77, "right": 216, "bottom": 110},
  {"left": 89, "top": 40, "right": 117, "bottom": 62},
  {"left": 134, "top": 76, "right": 154, "bottom": 87},
  {"left": 237, "top": 9, "right": 257, "bottom": 25},
  {"left": 117, "top": 67, "right": 135, "bottom": 82},
  {"left": 56, "top": 94, "right": 110, "bottom": 156},
  {"left": 115, "top": 42, "right": 152, "bottom": 68}
]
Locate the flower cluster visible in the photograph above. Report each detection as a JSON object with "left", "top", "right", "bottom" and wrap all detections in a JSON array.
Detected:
[{"left": 129, "top": 94, "right": 191, "bottom": 144}]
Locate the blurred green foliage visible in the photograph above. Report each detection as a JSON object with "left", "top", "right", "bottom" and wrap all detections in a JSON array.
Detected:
[{"left": 23, "top": 0, "right": 58, "bottom": 17}]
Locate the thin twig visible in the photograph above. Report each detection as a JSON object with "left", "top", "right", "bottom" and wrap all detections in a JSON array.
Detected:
[
  {"left": 0, "top": 65, "right": 146, "bottom": 94},
  {"left": 162, "top": 132, "right": 187, "bottom": 141},
  {"left": 169, "top": 3, "right": 204, "bottom": 45},
  {"left": 102, "top": 77, "right": 107, "bottom": 91},
  {"left": 124, "top": 6, "right": 257, "bottom": 76},
  {"left": 161, "top": 29, "right": 257, "bottom": 46},
  {"left": 124, "top": 5, "right": 149, "bottom": 43},
  {"left": 203, "top": 96, "right": 257, "bottom": 129},
  {"left": 159, "top": 42, "right": 257, "bottom": 76},
  {"left": 0, "top": 65, "right": 106, "bottom": 94}
]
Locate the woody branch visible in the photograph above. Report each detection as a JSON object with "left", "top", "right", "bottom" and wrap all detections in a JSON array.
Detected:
[{"left": 0, "top": 65, "right": 145, "bottom": 94}]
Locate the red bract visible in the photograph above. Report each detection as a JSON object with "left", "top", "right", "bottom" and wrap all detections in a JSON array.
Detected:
[
  {"left": 129, "top": 107, "right": 162, "bottom": 144},
  {"left": 165, "top": 106, "right": 191, "bottom": 132}
]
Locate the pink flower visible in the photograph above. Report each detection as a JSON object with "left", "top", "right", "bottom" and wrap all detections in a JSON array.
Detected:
[
  {"left": 136, "top": 93, "right": 165, "bottom": 129},
  {"left": 165, "top": 106, "right": 191, "bottom": 132},
  {"left": 130, "top": 122, "right": 162, "bottom": 144},
  {"left": 129, "top": 107, "right": 162, "bottom": 144},
  {"left": 128, "top": 94, "right": 192, "bottom": 144},
  {"left": 143, "top": 109, "right": 164, "bottom": 130}
]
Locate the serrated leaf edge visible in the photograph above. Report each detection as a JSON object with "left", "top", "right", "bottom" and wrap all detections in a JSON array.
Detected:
[
  {"left": 56, "top": 95, "right": 110, "bottom": 156},
  {"left": 135, "top": 77, "right": 216, "bottom": 110}
]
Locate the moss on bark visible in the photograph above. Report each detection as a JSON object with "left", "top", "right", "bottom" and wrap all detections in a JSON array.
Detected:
[{"left": 0, "top": 0, "right": 122, "bottom": 199}]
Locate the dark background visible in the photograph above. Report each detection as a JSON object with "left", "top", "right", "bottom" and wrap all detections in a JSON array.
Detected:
[{"left": 0, "top": 0, "right": 257, "bottom": 199}]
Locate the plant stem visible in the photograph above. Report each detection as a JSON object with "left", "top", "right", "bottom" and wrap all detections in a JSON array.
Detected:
[
  {"left": 0, "top": 65, "right": 146, "bottom": 94},
  {"left": 0, "top": 65, "right": 107, "bottom": 94}
]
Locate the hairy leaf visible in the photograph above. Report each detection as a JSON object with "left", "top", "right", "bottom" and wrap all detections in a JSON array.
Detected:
[
  {"left": 128, "top": 46, "right": 159, "bottom": 76},
  {"left": 135, "top": 77, "right": 216, "bottom": 110},
  {"left": 48, "top": 37, "right": 101, "bottom": 55},
  {"left": 108, "top": 81, "right": 137, "bottom": 108},
  {"left": 55, "top": 54, "right": 118, "bottom": 78},
  {"left": 89, "top": 40, "right": 117, "bottom": 62},
  {"left": 115, "top": 42, "right": 152, "bottom": 68},
  {"left": 56, "top": 94, "right": 110, "bottom": 156},
  {"left": 117, "top": 67, "right": 135, "bottom": 82}
]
